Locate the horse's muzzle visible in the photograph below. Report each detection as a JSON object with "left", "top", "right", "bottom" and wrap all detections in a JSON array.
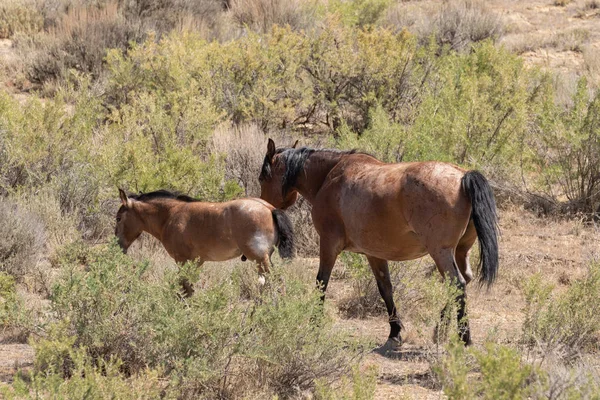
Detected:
[{"left": 117, "top": 238, "right": 128, "bottom": 254}]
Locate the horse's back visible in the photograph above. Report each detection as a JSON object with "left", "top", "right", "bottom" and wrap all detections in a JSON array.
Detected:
[
  {"left": 321, "top": 157, "right": 472, "bottom": 260},
  {"left": 166, "top": 198, "right": 275, "bottom": 262}
]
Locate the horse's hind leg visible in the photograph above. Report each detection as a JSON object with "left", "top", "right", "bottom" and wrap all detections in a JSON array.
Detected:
[
  {"left": 366, "top": 256, "right": 402, "bottom": 350},
  {"left": 455, "top": 222, "right": 477, "bottom": 285},
  {"left": 256, "top": 254, "right": 272, "bottom": 285},
  {"left": 430, "top": 248, "right": 472, "bottom": 345}
]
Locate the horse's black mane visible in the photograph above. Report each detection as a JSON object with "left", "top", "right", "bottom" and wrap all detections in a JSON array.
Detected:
[
  {"left": 130, "top": 189, "right": 199, "bottom": 203},
  {"left": 260, "top": 147, "right": 359, "bottom": 195}
]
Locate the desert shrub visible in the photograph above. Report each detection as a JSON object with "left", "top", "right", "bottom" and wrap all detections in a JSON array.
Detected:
[
  {"left": 0, "top": 0, "right": 44, "bottom": 39},
  {"left": 337, "top": 252, "right": 385, "bottom": 319},
  {"left": 521, "top": 262, "right": 600, "bottom": 362},
  {"left": 4, "top": 348, "right": 163, "bottom": 399},
  {"left": 334, "top": 39, "right": 543, "bottom": 174},
  {"left": 16, "top": 0, "right": 228, "bottom": 86},
  {"left": 407, "top": 41, "right": 543, "bottom": 170},
  {"left": 0, "top": 272, "right": 19, "bottom": 327},
  {"left": 122, "top": 0, "right": 225, "bottom": 35},
  {"left": 533, "top": 77, "right": 600, "bottom": 212},
  {"left": 335, "top": 104, "right": 407, "bottom": 163},
  {"left": 434, "top": 338, "right": 535, "bottom": 400},
  {"left": 18, "top": 1, "right": 143, "bottom": 85},
  {"left": 301, "top": 23, "right": 418, "bottom": 132},
  {"left": 419, "top": 0, "right": 503, "bottom": 52},
  {"left": 0, "top": 198, "right": 46, "bottom": 281},
  {"left": 210, "top": 124, "right": 268, "bottom": 197},
  {"left": 229, "top": 0, "right": 317, "bottom": 33},
  {"left": 315, "top": 365, "right": 378, "bottom": 400},
  {"left": 31, "top": 241, "right": 365, "bottom": 398},
  {"left": 0, "top": 83, "right": 101, "bottom": 192},
  {"left": 328, "top": 0, "right": 392, "bottom": 28}
]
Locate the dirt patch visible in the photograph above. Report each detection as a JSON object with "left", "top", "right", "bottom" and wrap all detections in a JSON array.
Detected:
[{"left": 0, "top": 343, "right": 34, "bottom": 384}]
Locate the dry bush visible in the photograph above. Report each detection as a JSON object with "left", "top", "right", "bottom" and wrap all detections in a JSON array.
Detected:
[
  {"left": 16, "top": 0, "right": 228, "bottom": 86},
  {"left": 548, "top": 28, "right": 590, "bottom": 52},
  {"left": 286, "top": 197, "right": 319, "bottom": 256},
  {"left": 122, "top": 0, "right": 226, "bottom": 37},
  {"left": 18, "top": 1, "right": 142, "bottom": 85},
  {"left": 0, "top": 0, "right": 44, "bottom": 39},
  {"left": 586, "top": 0, "right": 600, "bottom": 9},
  {"left": 416, "top": 0, "right": 503, "bottom": 52},
  {"left": 521, "top": 262, "right": 600, "bottom": 363},
  {"left": 0, "top": 198, "right": 46, "bottom": 282},
  {"left": 584, "top": 45, "right": 600, "bottom": 87},
  {"left": 554, "top": 0, "right": 572, "bottom": 5},
  {"left": 210, "top": 124, "right": 267, "bottom": 197},
  {"left": 337, "top": 252, "right": 386, "bottom": 319},
  {"left": 29, "top": 243, "right": 365, "bottom": 398},
  {"left": 229, "top": 0, "right": 316, "bottom": 33}
]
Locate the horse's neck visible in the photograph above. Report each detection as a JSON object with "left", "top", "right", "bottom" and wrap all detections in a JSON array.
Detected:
[
  {"left": 136, "top": 201, "right": 173, "bottom": 240},
  {"left": 294, "top": 152, "right": 344, "bottom": 203}
]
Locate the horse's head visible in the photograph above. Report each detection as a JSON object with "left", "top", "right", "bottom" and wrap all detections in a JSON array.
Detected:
[
  {"left": 259, "top": 138, "right": 299, "bottom": 210},
  {"left": 115, "top": 189, "right": 143, "bottom": 253}
]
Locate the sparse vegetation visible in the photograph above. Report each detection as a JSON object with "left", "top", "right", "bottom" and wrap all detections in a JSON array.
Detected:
[{"left": 1, "top": 0, "right": 600, "bottom": 397}]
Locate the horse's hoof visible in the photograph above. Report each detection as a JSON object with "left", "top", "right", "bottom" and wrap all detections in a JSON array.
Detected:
[
  {"left": 257, "top": 275, "right": 266, "bottom": 286},
  {"left": 241, "top": 255, "right": 247, "bottom": 261},
  {"left": 376, "top": 337, "right": 402, "bottom": 355}
]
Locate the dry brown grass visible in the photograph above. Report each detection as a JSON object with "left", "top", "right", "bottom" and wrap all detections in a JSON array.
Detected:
[
  {"left": 211, "top": 124, "right": 268, "bottom": 197},
  {"left": 18, "top": 0, "right": 141, "bottom": 85},
  {"left": 229, "top": 0, "right": 316, "bottom": 33},
  {"left": 0, "top": 199, "right": 46, "bottom": 282},
  {"left": 385, "top": 0, "right": 504, "bottom": 51}
]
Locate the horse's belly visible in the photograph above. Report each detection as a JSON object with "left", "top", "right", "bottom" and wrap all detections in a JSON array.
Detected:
[
  {"left": 202, "top": 246, "right": 242, "bottom": 262},
  {"left": 346, "top": 229, "right": 428, "bottom": 261}
]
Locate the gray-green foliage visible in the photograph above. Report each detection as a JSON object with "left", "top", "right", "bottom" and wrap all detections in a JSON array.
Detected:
[
  {"left": 17, "top": 241, "right": 364, "bottom": 398},
  {"left": 521, "top": 262, "right": 600, "bottom": 362},
  {"left": 434, "top": 337, "right": 534, "bottom": 400}
]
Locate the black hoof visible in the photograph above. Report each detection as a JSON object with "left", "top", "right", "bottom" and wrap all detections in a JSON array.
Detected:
[{"left": 241, "top": 255, "right": 247, "bottom": 261}]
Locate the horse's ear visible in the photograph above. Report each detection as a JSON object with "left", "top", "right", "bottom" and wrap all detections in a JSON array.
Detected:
[
  {"left": 291, "top": 139, "right": 299, "bottom": 149},
  {"left": 118, "top": 188, "right": 132, "bottom": 208},
  {"left": 267, "top": 138, "right": 276, "bottom": 160}
]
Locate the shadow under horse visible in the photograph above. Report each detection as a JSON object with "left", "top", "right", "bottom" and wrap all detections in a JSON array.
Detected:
[
  {"left": 115, "top": 189, "right": 295, "bottom": 296},
  {"left": 259, "top": 139, "right": 499, "bottom": 348}
]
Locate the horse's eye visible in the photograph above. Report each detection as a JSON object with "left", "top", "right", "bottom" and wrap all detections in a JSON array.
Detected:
[{"left": 116, "top": 216, "right": 121, "bottom": 223}]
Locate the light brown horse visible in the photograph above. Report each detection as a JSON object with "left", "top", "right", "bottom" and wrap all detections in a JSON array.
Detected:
[
  {"left": 115, "top": 189, "right": 295, "bottom": 296},
  {"left": 259, "top": 139, "right": 499, "bottom": 348}
]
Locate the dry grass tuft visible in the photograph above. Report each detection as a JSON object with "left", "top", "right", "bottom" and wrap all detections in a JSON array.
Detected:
[
  {"left": 397, "top": 0, "right": 504, "bottom": 52},
  {"left": 229, "top": 0, "right": 316, "bottom": 33},
  {"left": 0, "top": 198, "right": 46, "bottom": 282},
  {"left": 211, "top": 124, "right": 267, "bottom": 197}
]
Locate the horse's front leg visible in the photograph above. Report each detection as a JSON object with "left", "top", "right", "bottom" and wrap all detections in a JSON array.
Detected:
[
  {"left": 178, "top": 259, "right": 203, "bottom": 298},
  {"left": 316, "top": 236, "right": 343, "bottom": 302},
  {"left": 366, "top": 256, "right": 403, "bottom": 350}
]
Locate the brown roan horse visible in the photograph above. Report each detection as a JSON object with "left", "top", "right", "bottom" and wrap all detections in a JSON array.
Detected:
[
  {"left": 259, "top": 139, "right": 499, "bottom": 348},
  {"left": 115, "top": 189, "right": 295, "bottom": 296}
]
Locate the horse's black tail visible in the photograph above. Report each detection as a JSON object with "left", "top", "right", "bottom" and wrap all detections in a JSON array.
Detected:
[
  {"left": 462, "top": 170, "right": 499, "bottom": 287},
  {"left": 272, "top": 209, "right": 295, "bottom": 259}
]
